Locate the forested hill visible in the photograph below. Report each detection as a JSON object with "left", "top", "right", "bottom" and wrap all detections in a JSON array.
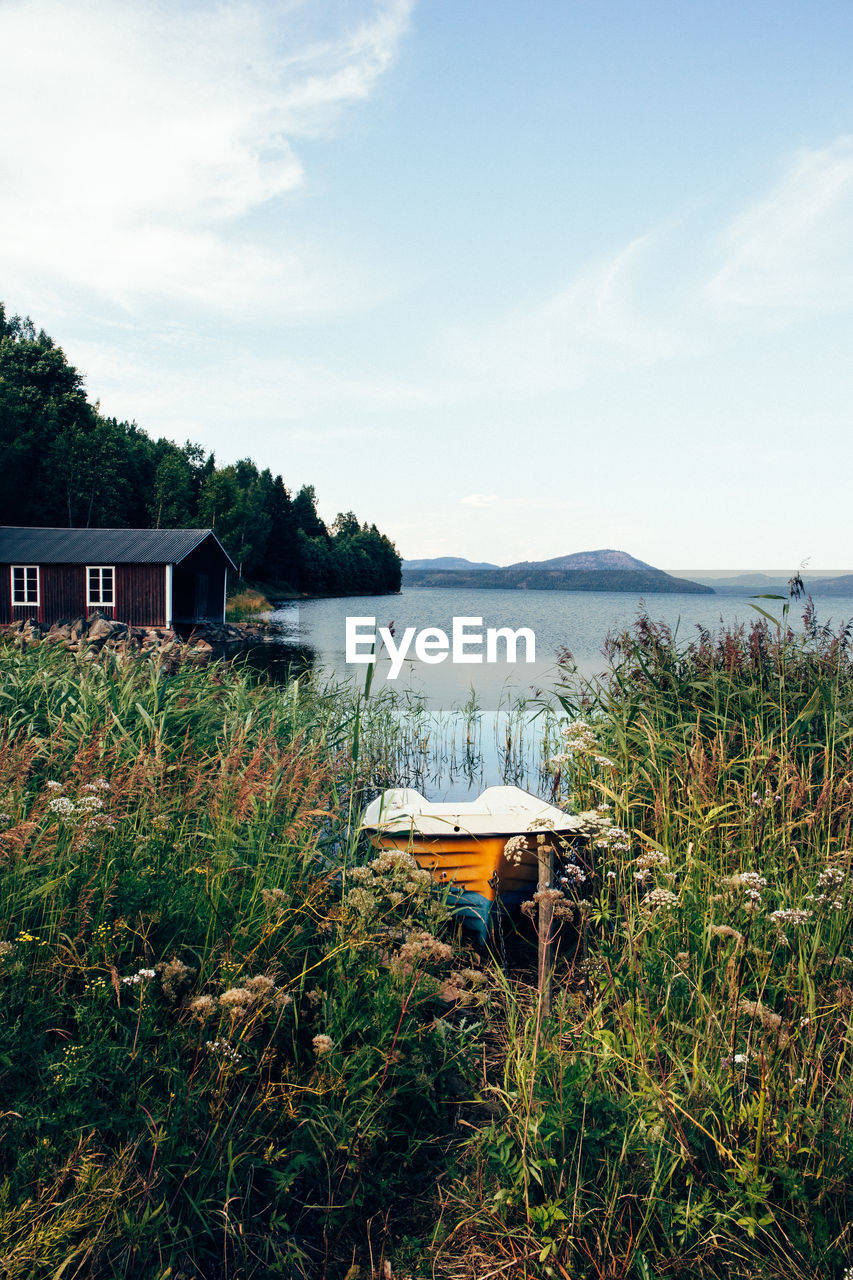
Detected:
[{"left": 0, "top": 305, "right": 401, "bottom": 596}]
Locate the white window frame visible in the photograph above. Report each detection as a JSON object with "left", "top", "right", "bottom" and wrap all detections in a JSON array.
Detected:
[
  {"left": 86, "top": 565, "right": 115, "bottom": 608},
  {"left": 11, "top": 564, "right": 39, "bottom": 607}
]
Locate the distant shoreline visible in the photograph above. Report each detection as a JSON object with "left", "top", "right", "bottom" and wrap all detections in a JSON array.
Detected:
[{"left": 401, "top": 568, "right": 714, "bottom": 594}]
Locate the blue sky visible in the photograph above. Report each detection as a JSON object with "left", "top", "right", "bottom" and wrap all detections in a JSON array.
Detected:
[{"left": 2, "top": 0, "right": 852, "bottom": 568}]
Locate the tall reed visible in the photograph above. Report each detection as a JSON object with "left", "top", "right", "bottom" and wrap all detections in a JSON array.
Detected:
[{"left": 447, "top": 602, "right": 853, "bottom": 1280}]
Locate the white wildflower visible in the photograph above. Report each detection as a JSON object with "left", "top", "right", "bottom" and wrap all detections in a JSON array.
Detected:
[
  {"left": 206, "top": 1038, "right": 242, "bottom": 1063},
  {"left": 503, "top": 835, "right": 528, "bottom": 866},
  {"left": 122, "top": 968, "right": 155, "bottom": 985},
  {"left": 633, "top": 851, "right": 669, "bottom": 872},
  {"left": 725, "top": 871, "right": 767, "bottom": 905},
  {"left": 769, "top": 908, "right": 812, "bottom": 929},
  {"left": 642, "top": 887, "right": 679, "bottom": 911},
  {"left": 808, "top": 866, "right": 847, "bottom": 911}
]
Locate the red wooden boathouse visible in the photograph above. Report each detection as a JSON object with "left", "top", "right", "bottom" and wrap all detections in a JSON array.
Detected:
[{"left": 0, "top": 528, "right": 236, "bottom": 628}]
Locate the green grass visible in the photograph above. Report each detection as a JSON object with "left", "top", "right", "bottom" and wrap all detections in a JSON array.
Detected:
[
  {"left": 0, "top": 643, "right": 472, "bottom": 1278},
  {"left": 446, "top": 600, "right": 853, "bottom": 1280},
  {"left": 2, "top": 598, "right": 853, "bottom": 1279},
  {"left": 225, "top": 586, "right": 273, "bottom": 619}
]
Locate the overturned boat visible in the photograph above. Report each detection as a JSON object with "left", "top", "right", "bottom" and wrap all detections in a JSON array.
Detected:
[{"left": 359, "top": 785, "right": 583, "bottom": 940}]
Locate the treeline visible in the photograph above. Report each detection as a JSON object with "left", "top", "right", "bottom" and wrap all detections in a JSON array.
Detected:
[{"left": 0, "top": 305, "right": 401, "bottom": 595}]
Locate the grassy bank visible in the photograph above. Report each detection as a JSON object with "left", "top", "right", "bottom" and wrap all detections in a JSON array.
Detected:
[
  {"left": 0, "top": 644, "right": 473, "bottom": 1278},
  {"left": 1, "top": 599, "right": 853, "bottom": 1279},
  {"left": 445, "top": 600, "right": 853, "bottom": 1279},
  {"left": 225, "top": 586, "right": 274, "bottom": 619}
]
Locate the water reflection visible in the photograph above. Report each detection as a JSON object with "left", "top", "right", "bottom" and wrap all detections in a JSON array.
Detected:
[{"left": 235, "top": 587, "right": 853, "bottom": 802}]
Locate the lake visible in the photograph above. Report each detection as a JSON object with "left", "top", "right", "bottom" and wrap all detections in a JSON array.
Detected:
[{"left": 255, "top": 586, "right": 853, "bottom": 799}]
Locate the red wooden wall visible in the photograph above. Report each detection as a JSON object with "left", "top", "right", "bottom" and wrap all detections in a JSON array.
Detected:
[{"left": 0, "top": 564, "right": 166, "bottom": 627}]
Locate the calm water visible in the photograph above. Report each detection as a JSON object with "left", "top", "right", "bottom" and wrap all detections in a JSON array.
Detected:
[
  {"left": 263, "top": 587, "right": 853, "bottom": 706},
  {"left": 255, "top": 587, "right": 853, "bottom": 799}
]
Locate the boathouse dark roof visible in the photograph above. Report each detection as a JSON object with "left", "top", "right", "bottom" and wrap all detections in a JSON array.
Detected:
[{"left": 0, "top": 527, "right": 236, "bottom": 570}]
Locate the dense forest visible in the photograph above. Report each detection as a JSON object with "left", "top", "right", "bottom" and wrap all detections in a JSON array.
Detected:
[{"left": 0, "top": 305, "right": 401, "bottom": 596}]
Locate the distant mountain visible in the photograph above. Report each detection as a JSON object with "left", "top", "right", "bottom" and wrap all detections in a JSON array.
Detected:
[
  {"left": 801, "top": 573, "right": 853, "bottom": 596},
  {"left": 686, "top": 573, "right": 792, "bottom": 594},
  {"left": 402, "top": 548, "right": 712, "bottom": 594},
  {"left": 679, "top": 572, "right": 853, "bottom": 596},
  {"left": 505, "top": 549, "right": 658, "bottom": 572},
  {"left": 402, "top": 556, "right": 499, "bottom": 571}
]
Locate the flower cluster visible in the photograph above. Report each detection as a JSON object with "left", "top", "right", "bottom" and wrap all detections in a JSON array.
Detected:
[
  {"left": 206, "top": 1038, "right": 242, "bottom": 1063},
  {"left": 769, "top": 907, "right": 812, "bottom": 929},
  {"left": 220, "top": 986, "right": 253, "bottom": 1010},
  {"left": 549, "top": 720, "right": 617, "bottom": 769},
  {"left": 522, "top": 886, "right": 576, "bottom": 920},
  {"left": 553, "top": 719, "right": 598, "bottom": 758},
  {"left": 574, "top": 805, "right": 612, "bottom": 833},
  {"left": 633, "top": 850, "right": 669, "bottom": 885},
  {"left": 642, "top": 887, "right": 679, "bottom": 912},
  {"left": 345, "top": 848, "right": 445, "bottom": 926},
  {"left": 188, "top": 973, "right": 290, "bottom": 1025},
  {"left": 48, "top": 792, "right": 107, "bottom": 817},
  {"left": 634, "top": 851, "right": 669, "bottom": 873},
  {"left": 723, "top": 870, "right": 767, "bottom": 906},
  {"left": 312, "top": 1034, "right": 334, "bottom": 1056},
  {"left": 503, "top": 834, "right": 528, "bottom": 866},
  {"left": 45, "top": 783, "right": 116, "bottom": 849},
  {"left": 122, "top": 967, "right": 156, "bottom": 985},
  {"left": 808, "top": 865, "right": 847, "bottom": 911},
  {"left": 595, "top": 825, "right": 631, "bottom": 853},
  {"left": 397, "top": 930, "right": 453, "bottom": 968}
]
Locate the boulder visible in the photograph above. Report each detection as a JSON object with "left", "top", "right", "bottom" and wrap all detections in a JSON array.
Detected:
[{"left": 87, "top": 617, "right": 116, "bottom": 640}]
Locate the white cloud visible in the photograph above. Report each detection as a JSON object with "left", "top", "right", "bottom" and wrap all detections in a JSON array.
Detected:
[
  {"left": 445, "top": 233, "right": 681, "bottom": 394},
  {"left": 708, "top": 137, "right": 853, "bottom": 312},
  {"left": 460, "top": 493, "right": 499, "bottom": 508},
  {"left": 0, "top": 0, "right": 413, "bottom": 314},
  {"left": 460, "top": 493, "right": 570, "bottom": 512}
]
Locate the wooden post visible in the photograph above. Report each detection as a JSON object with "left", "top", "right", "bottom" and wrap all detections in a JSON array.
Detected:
[{"left": 537, "top": 836, "right": 554, "bottom": 1017}]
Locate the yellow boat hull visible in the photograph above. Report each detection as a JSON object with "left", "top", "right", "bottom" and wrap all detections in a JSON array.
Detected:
[{"left": 372, "top": 832, "right": 541, "bottom": 937}]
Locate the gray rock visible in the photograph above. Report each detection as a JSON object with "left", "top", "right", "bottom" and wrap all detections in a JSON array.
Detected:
[{"left": 87, "top": 618, "right": 115, "bottom": 640}]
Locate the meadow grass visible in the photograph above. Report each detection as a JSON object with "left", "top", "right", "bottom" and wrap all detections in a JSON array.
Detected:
[
  {"left": 2, "top": 598, "right": 853, "bottom": 1280},
  {"left": 443, "top": 599, "right": 853, "bottom": 1280},
  {"left": 224, "top": 587, "right": 273, "bottom": 620},
  {"left": 0, "top": 641, "right": 474, "bottom": 1278}
]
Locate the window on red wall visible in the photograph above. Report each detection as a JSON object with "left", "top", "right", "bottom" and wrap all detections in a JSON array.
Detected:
[
  {"left": 11, "top": 565, "right": 39, "bottom": 605},
  {"left": 87, "top": 566, "right": 115, "bottom": 607}
]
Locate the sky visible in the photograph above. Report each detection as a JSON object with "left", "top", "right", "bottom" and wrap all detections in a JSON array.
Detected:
[{"left": 1, "top": 0, "right": 852, "bottom": 569}]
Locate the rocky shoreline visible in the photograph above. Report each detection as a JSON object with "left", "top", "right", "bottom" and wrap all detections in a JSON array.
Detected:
[{"left": 0, "top": 613, "right": 280, "bottom": 661}]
